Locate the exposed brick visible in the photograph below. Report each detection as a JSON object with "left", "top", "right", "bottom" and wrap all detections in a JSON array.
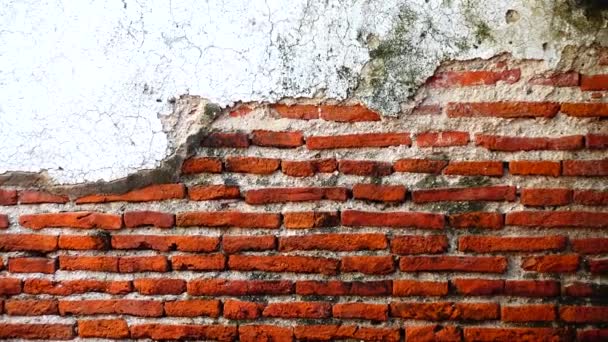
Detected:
[
  {"left": 202, "top": 132, "right": 249, "bottom": 148},
  {"left": 412, "top": 104, "right": 442, "bottom": 115},
  {"left": 506, "top": 211, "right": 608, "bottom": 228},
  {"left": 123, "top": 210, "right": 175, "bottom": 228},
  {"left": 406, "top": 325, "right": 462, "bottom": 342},
  {"left": 280, "top": 233, "right": 387, "bottom": 252},
  {"left": 18, "top": 190, "right": 68, "bottom": 204},
  {"left": 59, "top": 256, "right": 119, "bottom": 272},
  {"left": 171, "top": 254, "right": 225, "bottom": 271},
  {"left": 296, "top": 280, "right": 391, "bottom": 297},
  {"left": 223, "top": 235, "right": 276, "bottom": 253},
  {"left": 502, "top": 304, "right": 556, "bottom": 322},
  {"left": 393, "top": 280, "right": 448, "bottom": 296},
  {"left": 19, "top": 212, "right": 122, "bottom": 230},
  {"left": 273, "top": 103, "right": 319, "bottom": 119},
  {"left": 58, "top": 299, "right": 163, "bottom": 317},
  {"left": 133, "top": 278, "right": 186, "bottom": 295},
  {"left": 223, "top": 300, "right": 263, "bottom": 320},
  {"left": 0, "top": 234, "right": 57, "bottom": 252},
  {"left": 319, "top": 104, "right": 381, "bottom": 122},
  {"left": 578, "top": 329, "right": 608, "bottom": 342},
  {"left": 251, "top": 130, "right": 304, "bottom": 148},
  {"left": 245, "top": 187, "right": 348, "bottom": 204},
  {"left": 8, "top": 257, "right": 56, "bottom": 274},
  {"left": 390, "top": 302, "right": 498, "bottom": 321},
  {"left": 78, "top": 319, "right": 129, "bottom": 339},
  {"left": 5, "top": 299, "right": 58, "bottom": 316},
  {"left": 528, "top": 71, "right": 580, "bottom": 87},
  {"left": 283, "top": 211, "right": 340, "bottom": 229},
  {"left": 449, "top": 212, "right": 504, "bottom": 229},
  {"left": 176, "top": 211, "right": 281, "bottom": 228},
  {"left": 341, "top": 255, "right": 395, "bottom": 275},
  {"left": 573, "top": 189, "right": 608, "bottom": 206},
  {"left": 521, "top": 254, "right": 579, "bottom": 273},
  {"left": 400, "top": 256, "right": 507, "bottom": 273},
  {"left": 413, "top": 186, "right": 516, "bottom": 203},
  {"left": 58, "top": 235, "right": 108, "bottom": 250},
  {"left": 0, "top": 278, "right": 21, "bottom": 295},
  {"left": 228, "top": 255, "right": 338, "bottom": 275},
  {"left": 428, "top": 69, "right": 520, "bottom": 87},
  {"left": 452, "top": 278, "right": 504, "bottom": 296},
  {"left": 572, "top": 238, "right": 608, "bottom": 254},
  {"left": 0, "top": 189, "right": 17, "bottom": 206},
  {"left": 353, "top": 183, "right": 406, "bottom": 202},
  {"left": 563, "top": 282, "right": 608, "bottom": 298},
  {"left": 0, "top": 214, "right": 7, "bottom": 229},
  {"left": 338, "top": 160, "right": 393, "bottom": 176},
  {"left": 476, "top": 134, "right": 583, "bottom": 151},
  {"left": 307, "top": 133, "right": 411, "bottom": 149},
  {"left": 560, "top": 306, "right": 608, "bottom": 323},
  {"left": 0, "top": 324, "right": 74, "bottom": 340},
  {"left": 586, "top": 134, "right": 608, "bottom": 149},
  {"left": 131, "top": 324, "right": 236, "bottom": 341},
  {"left": 520, "top": 188, "right": 572, "bottom": 206},
  {"left": 112, "top": 235, "right": 219, "bottom": 252},
  {"left": 294, "top": 325, "right": 400, "bottom": 342},
  {"left": 187, "top": 279, "right": 292, "bottom": 296},
  {"left": 581, "top": 74, "right": 608, "bottom": 91},
  {"left": 333, "top": 302, "right": 388, "bottom": 321},
  {"left": 76, "top": 183, "right": 185, "bottom": 203},
  {"left": 224, "top": 156, "right": 280, "bottom": 174},
  {"left": 181, "top": 157, "right": 222, "bottom": 174},
  {"left": 509, "top": 160, "right": 561, "bottom": 177},
  {"left": 459, "top": 236, "right": 566, "bottom": 253},
  {"left": 118, "top": 256, "right": 169, "bottom": 273},
  {"left": 23, "top": 279, "right": 131, "bottom": 295},
  {"left": 561, "top": 103, "right": 608, "bottom": 117},
  {"left": 239, "top": 325, "right": 292, "bottom": 342},
  {"left": 504, "top": 280, "right": 560, "bottom": 297},
  {"left": 563, "top": 159, "right": 608, "bottom": 176},
  {"left": 416, "top": 131, "right": 469, "bottom": 147},
  {"left": 589, "top": 258, "right": 608, "bottom": 274},
  {"left": 281, "top": 159, "right": 337, "bottom": 177},
  {"left": 188, "top": 185, "right": 241, "bottom": 200},
  {"left": 342, "top": 210, "right": 445, "bottom": 229},
  {"left": 447, "top": 101, "right": 560, "bottom": 118},
  {"left": 391, "top": 235, "right": 448, "bottom": 254},
  {"left": 443, "top": 161, "right": 503, "bottom": 176},
  {"left": 164, "top": 300, "right": 221, "bottom": 317},
  {"left": 463, "top": 327, "right": 571, "bottom": 342},
  {"left": 263, "top": 302, "right": 331, "bottom": 319},
  {"left": 394, "top": 158, "right": 448, "bottom": 173}
]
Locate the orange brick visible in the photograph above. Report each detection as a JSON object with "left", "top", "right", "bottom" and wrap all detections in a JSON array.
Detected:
[
  {"left": 222, "top": 235, "right": 276, "bottom": 253},
  {"left": 251, "top": 130, "right": 304, "bottom": 148},
  {"left": 506, "top": 211, "right": 608, "bottom": 228},
  {"left": 319, "top": 104, "right": 381, "bottom": 122},
  {"left": 333, "top": 302, "right": 388, "bottom": 321},
  {"left": 0, "top": 234, "right": 57, "bottom": 252},
  {"left": 502, "top": 304, "right": 556, "bottom": 322},
  {"left": 428, "top": 69, "right": 520, "bottom": 87},
  {"left": 391, "top": 235, "right": 448, "bottom": 255},
  {"left": 459, "top": 236, "right": 566, "bottom": 253},
  {"left": 228, "top": 255, "right": 338, "bottom": 275},
  {"left": 509, "top": 160, "right": 561, "bottom": 177},
  {"left": 118, "top": 256, "right": 168, "bottom": 273},
  {"left": 181, "top": 157, "right": 222, "bottom": 174},
  {"left": 123, "top": 210, "right": 175, "bottom": 228},
  {"left": 5, "top": 300, "right": 58, "bottom": 316},
  {"left": 8, "top": 257, "right": 56, "bottom": 274},
  {"left": 164, "top": 299, "right": 221, "bottom": 317},
  {"left": 188, "top": 185, "right": 240, "bottom": 200},
  {"left": 279, "top": 233, "right": 387, "bottom": 252},
  {"left": 18, "top": 190, "right": 68, "bottom": 204},
  {"left": 341, "top": 256, "right": 395, "bottom": 275},
  {"left": 133, "top": 278, "right": 186, "bottom": 295},
  {"left": 393, "top": 280, "right": 448, "bottom": 296},
  {"left": 283, "top": 211, "right": 340, "bottom": 228},
  {"left": 561, "top": 103, "right": 608, "bottom": 117},
  {"left": 342, "top": 210, "right": 445, "bottom": 229},
  {"left": 224, "top": 156, "right": 280, "bottom": 174},
  {"left": 400, "top": 256, "right": 507, "bottom": 273},
  {"left": 78, "top": 319, "right": 129, "bottom": 339},
  {"left": 307, "top": 133, "right": 411, "bottom": 149},
  {"left": 281, "top": 159, "right": 337, "bottom": 177},
  {"left": 0, "top": 324, "right": 74, "bottom": 340},
  {"left": 353, "top": 184, "right": 406, "bottom": 202},
  {"left": 447, "top": 101, "right": 560, "bottom": 118},
  {"left": 416, "top": 131, "right": 469, "bottom": 147},
  {"left": 131, "top": 324, "right": 236, "bottom": 341},
  {"left": 187, "top": 279, "right": 292, "bottom": 296},
  {"left": 263, "top": 302, "right": 331, "bottom": 319},
  {"left": 19, "top": 212, "right": 122, "bottom": 230},
  {"left": 521, "top": 188, "right": 572, "bottom": 206},
  {"left": 176, "top": 211, "right": 281, "bottom": 228},
  {"left": 394, "top": 158, "right": 448, "bottom": 173},
  {"left": 443, "top": 161, "right": 503, "bottom": 176},
  {"left": 245, "top": 187, "right": 348, "bottom": 204},
  {"left": 171, "top": 254, "right": 225, "bottom": 271}
]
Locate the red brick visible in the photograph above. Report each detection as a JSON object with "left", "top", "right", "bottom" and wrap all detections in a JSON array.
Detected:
[
  {"left": 509, "top": 160, "right": 561, "bottom": 177},
  {"left": 245, "top": 187, "right": 348, "bottom": 204},
  {"left": 131, "top": 324, "right": 236, "bottom": 341},
  {"left": 0, "top": 278, "right": 21, "bottom": 295},
  {"left": 224, "top": 156, "right": 280, "bottom": 174},
  {"left": 393, "top": 280, "right": 448, "bottom": 296},
  {"left": 176, "top": 211, "right": 281, "bottom": 228},
  {"left": 251, "top": 130, "right": 304, "bottom": 148},
  {"left": 391, "top": 235, "right": 448, "bottom": 254},
  {"left": 581, "top": 74, "right": 608, "bottom": 91},
  {"left": 164, "top": 300, "right": 220, "bottom": 317},
  {"left": 573, "top": 189, "right": 608, "bottom": 206},
  {"left": 578, "top": 329, "right": 608, "bottom": 342},
  {"left": 188, "top": 185, "right": 240, "bottom": 200},
  {"left": 181, "top": 157, "right": 222, "bottom": 174},
  {"left": 521, "top": 254, "right": 579, "bottom": 273},
  {"left": 295, "top": 280, "right": 391, "bottom": 296},
  {"left": 342, "top": 210, "right": 445, "bottom": 229},
  {"left": 223, "top": 235, "right": 276, "bottom": 253},
  {"left": 239, "top": 325, "right": 292, "bottom": 342},
  {"left": 428, "top": 69, "right": 520, "bottom": 87},
  {"left": 529, "top": 71, "right": 580, "bottom": 86},
  {"left": 273, "top": 104, "right": 319, "bottom": 119},
  {"left": 400, "top": 256, "right": 507, "bottom": 273},
  {"left": 223, "top": 300, "right": 264, "bottom": 320},
  {"left": 572, "top": 238, "right": 608, "bottom": 254},
  {"left": 416, "top": 131, "right": 469, "bottom": 147},
  {"left": 413, "top": 186, "right": 515, "bottom": 203},
  {"left": 353, "top": 183, "right": 406, "bottom": 202},
  {"left": 5, "top": 299, "right": 58, "bottom": 316},
  {"left": 78, "top": 319, "right": 129, "bottom": 339},
  {"left": 281, "top": 159, "right": 337, "bottom": 177},
  {"left": 23, "top": 279, "right": 131, "bottom": 296},
  {"left": 563, "top": 282, "right": 607, "bottom": 297},
  {"left": 76, "top": 183, "right": 185, "bottom": 204},
  {"left": 449, "top": 212, "right": 504, "bottom": 229},
  {"left": 118, "top": 256, "right": 169, "bottom": 272},
  {"left": 452, "top": 278, "right": 504, "bottom": 296},
  {"left": 390, "top": 302, "right": 498, "bottom": 321},
  {"left": 502, "top": 304, "right": 556, "bottom": 322},
  {"left": 560, "top": 306, "right": 608, "bottom": 323},
  {"left": 187, "top": 279, "right": 293, "bottom": 296},
  {"left": 319, "top": 104, "right": 381, "bottom": 122},
  {"left": 59, "top": 299, "right": 163, "bottom": 317},
  {"left": 112, "top": 235, "right": 219, "bottom": 252},
  {"left": 341, "top": 255, "right": 395, "bottom": 275},
  {"left": 8, "top": 257, "right": 56, "bottom": 274},
  {"left": 447, "top": 101, "right": 560, "bottom": 118},
  {"left": 563, "top": 159, "right": 608, "bottom": 176},
  {"left": 263, "top": 301, "right": 331, "bottom": 319},
  {"left": 307, "top": 133, "right": 411, "bottom": 149},
  {"left": 338, "top": 160, "right": 393, "bottom": 176},
  {"left": 0, "top": 214, "right": 7, "bottom": 229},
  {"left": 19, "top": 212, "right": 122, "bottom": 230},
  {"left": 58, "top": 235, "right": 108, "bottom": 250},
  {"left": 586, "top": 134, "right": 608, "bottom": 149},
  {"left": 0, "top": 234, "right": 57, "bottom": 252},
  {"left": 228, "top": 255, "right": 338, "bottom": 275},
  {"left": 0, "top": 189, "right": 17, "bottom": 205},
  {"left": 443, "top": 161, "right": 503, "bottom": 176},
  {"left": 561, "top": 103, "right": 608, "bottom": 117},
  {"left": 333, "top": 302, "right": 388, "bottom": 321},
  {"left": 280, "top": 233, "right": 387, "bottom": 251},
  {"left": 589, "top": 258, "right": 608, "bottom": 274},
  {"left": 123, "top": 210, "right": 175, "bottom": 228},
  {"left": 133, "top": 278, "right": 186, "bottom": 295},
  {"left": 202, "top": 132, "right": 249, "bottom": 148},
  {"left": 406, "top": 325, "right": 462, "bottom": 342},
  {"left": 506, "top": 211, "right": 608, "bottom": 228},
  {"left": 18, "top": 190, "right": 68, "bottom": 204},
  {"left": 521, "top": 188, "right": 572, "bottom": 206},
  {"left": 476, "top": 134, "right": 583, "bottom": 151},
  {"left": 394, "top": 158, "right": 448, "bottom": 173},
  {"left": 463, "top": 327, "right": 571, "bottom": 342},
  {"left": 505, "top": 280, "right": 560, "bottom": 297},
  {"left": 294, "top": 325, "right": 400, "bottom": 342},
  {"left": 0, "top": 324, "right": 74, "bottom": 340},
  {"left": 171, "top": 254, "right": 225, "bottom": 271},
  {"left": 459, "top": 236, "right": 566, "bottom": 253},
  {"left": 283, "top": 211, "right": 340, "bottom": 228}
]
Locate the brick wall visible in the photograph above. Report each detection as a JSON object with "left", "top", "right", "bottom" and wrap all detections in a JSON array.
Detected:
[{"left": 0, "top": 54, "right": 607, "bottom": 341}]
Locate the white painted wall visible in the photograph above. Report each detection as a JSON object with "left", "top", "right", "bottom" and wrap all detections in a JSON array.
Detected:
[{"left": 0, "top": 0, "right": 602, "bottom": 184}]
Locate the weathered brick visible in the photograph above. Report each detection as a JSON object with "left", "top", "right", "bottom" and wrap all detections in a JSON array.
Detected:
[
  {"left": 586, "top": 134, "right": 608, "bottom": 149},
  {"left": 0, "top": 189, "right": 17, "bottom": 206},
  {"left": 0, "top": 324, "right": 74, "bottom": 340},
  {"left": 283, "top": 211, "right": 340, "bottom": 228},
  {"left": 449, "top": 212, "right": 504, "bottom": 229},
  {"left": 475, "top": 134, "right": 583, "bottom": 151},
  {"left": 76, "top": 183, "right": 185, "bottom": 203},
  {"left": 164, "top": 299, "right": 221, "bottom": 317},
  {"left": 296, "top": 280, "right": 391, "bottom": 297},
  {"left": 176, "top": 211, "right": 281, "bottom": 228},
  {"left": 280, "top": 233, "right": 387, "bottom": 252},
  {"left": 58, "top": 235, "right": 108, "bottom": 250},
  {"left": 118, "top": 256, "right": 169, "bottom": 273},
  {"left": 520, "top": 188, "right": 572, "bottom": 206},
  {"left": 416, "top": 131, "right": 469, "bottom": 147},
  {"left": 245, "top": 187, "right": 348, "bottom": 204},
  {"left": 0, "top": 214, "right": 7, "bottom": 229},
  {"left": 528, "top": 71, "right": 580, "bottom": 86},
  {"left": 273, "top": 103, "right": 319, "bottom": 119},
  {"left": 294, "top": 325, "right": 400, "bottom": 342},
  {"left": 319, "top": 104, "right": 381, "bottom": 122},
  {"left": 8, "top": 257, "right": 56, "bottom": 274},
  {"left": 509, "top": 160, "right": 561, "bottom": 177},
  {"left": 202, "top": 132, "right": 249, "bottom": 148},
  {"left": 452, "top": 278, "right": 504, "bottom": 296},
  {"left": 459, "top": 236, "right": 566, "bottom": 253},
  {"left": 341, "top": 255, "right": 395, "bottom": 275},
  {"left": 400, "top": 256, "right": 507, "bottom": 273},
  {"left": 59, "top": 256, "right": 119, "bottom": 272},
  {"left": 560, "top": 306, "right": 608, "bottom": 323},
  {"left": 133, "top": 278, "right": 186, "bottom": 295},
  {"left": 78, "top": 319, "right": 129, "bottom": 339},
  {"left": 281, "top": 159, "right": 337, "bottom": 177},
  {"left": 561, "top": 103, "right": 608, "bottom": 117},
  {"left": 463, "top": 327, "right": 571, "bottom": 342},
  {"left": 20, "top": 212, "right": 122, "bottom": 230},
  {"left": 307, "top": 133, "right": 411, "bottom": 149},
  {"left": 521, "top": 254, "right": 579, "bottom": 273},
  {"left": 412, "top": 104, "right": 442, "bottom": 115},
  {"left": 353, "top": 183, "right": 406, "bottom": 202},
  {"left": 112, "top": 235, "right": 219, "bottom": 252},
  {"left": 563, "top": 159, "right": 608, "bottom": 176},
  {"left": 171, "top": 254, "right": 225, "bottom": 271},
  {"left": 573, "top": 189, "right": 608, "bottom": 206},
  {"left": 59, "top": 299, "right": 163, "bottom": 317},
  {"left": 338, "top": 160, "right": 393, "bottom": 176},
  {"left": 390, "top": 302, "right": 498, "bottom": 321},
  {"left": 391, "top": 235, "right": 448, "bottom": 254},
  {"left": 18, "top": 190, "right": 68, "bottom": 204},
  {"left": 23, "top": 279, "right": 131, "bottom": 295},
  {"left": 589, "top": 258, "right": 608, "bottom": 274},
  {"left": 187, "top": 279, "right": 292, "bottom": 296},
  {"left": 333, "top": 302, "right": 388, "bottom": 321},
  {"left": 251, "top": 130, "right": 304, "bottom": 148},
  {"left": 428, "top": 69, "right": 520, "bottom": 87},
  {"left": 394, "top": 158, "right": 448, "bottom": 173},
  {"left": 443, "top": 161, "right": 503, "bottom": 176},
  {"left": 5, "top": 299, "right": 58, "bottom": 316},
  {"left": 123, "top": 210, "right": 175, "bottom": 228},
  {"left": 506, "top": 211, "right": 608, "bottom": 228},
  {"left": 578, "top": 329, "right": 608, "bottom": 342},
  {"left": 504, "top": 280, "right": 560, "bottom": 297},
  {"left": 342, "top": 210, "right": 445, "bottom": 229},
  {"left": 224, "top": 156, "right": 280, "bottom": 174},
  {"left": 412, "top": 186, "right": 516, "bottom": 203},
  {"left": 581, "top": 74, "right": 608, "bottom": 91},
  {"left": 239, "top": 325, "right": 292, "bottom": 342},
  {"left": 188, "top": 185, "right": 241, "bottom": 200},
  {"left": 563, "top": 282, "right": 608, "bottom": 298},
  {"left": 406, "top": 325, "right": 462, "bottom": 342},
  {"left": 0, "top": 234, "right": 57, "bottom": 252},
  {"left": 131, "top": 324, "right": 236, "bottom": 341},
  {"left": 228, "top": 255, "right": 338, "bottom": 275},
  {"left": 181, "top": 157, "right": 222, "bottom": 174},
  {"left": 447, "top": 101, "right": 560, "bottom": 118},
  {"left": 393, "top": 280, "right": 448, "bottom": 296},
  {"left": 571, "top": 238, "right": 608, "bottom": 254},
  {"left": 0, "top": 278, "right": 21, "bottom": 295},
  {"left": 222, "top": 235, "right": 276, "bottom": 253},
  {"left": 223, "top": 300, "right": 264, "bottom": 320},
  {"left": 502, "top": 304, "right": 556, "bottom": 322},
  {"left": 263, "top": 301, "right": 331, "bottom": 319}
]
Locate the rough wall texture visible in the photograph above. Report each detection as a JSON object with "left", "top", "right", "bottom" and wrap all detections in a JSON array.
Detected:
[{"left": 0, "top": 51, "right": 607, "bottom": 340}]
